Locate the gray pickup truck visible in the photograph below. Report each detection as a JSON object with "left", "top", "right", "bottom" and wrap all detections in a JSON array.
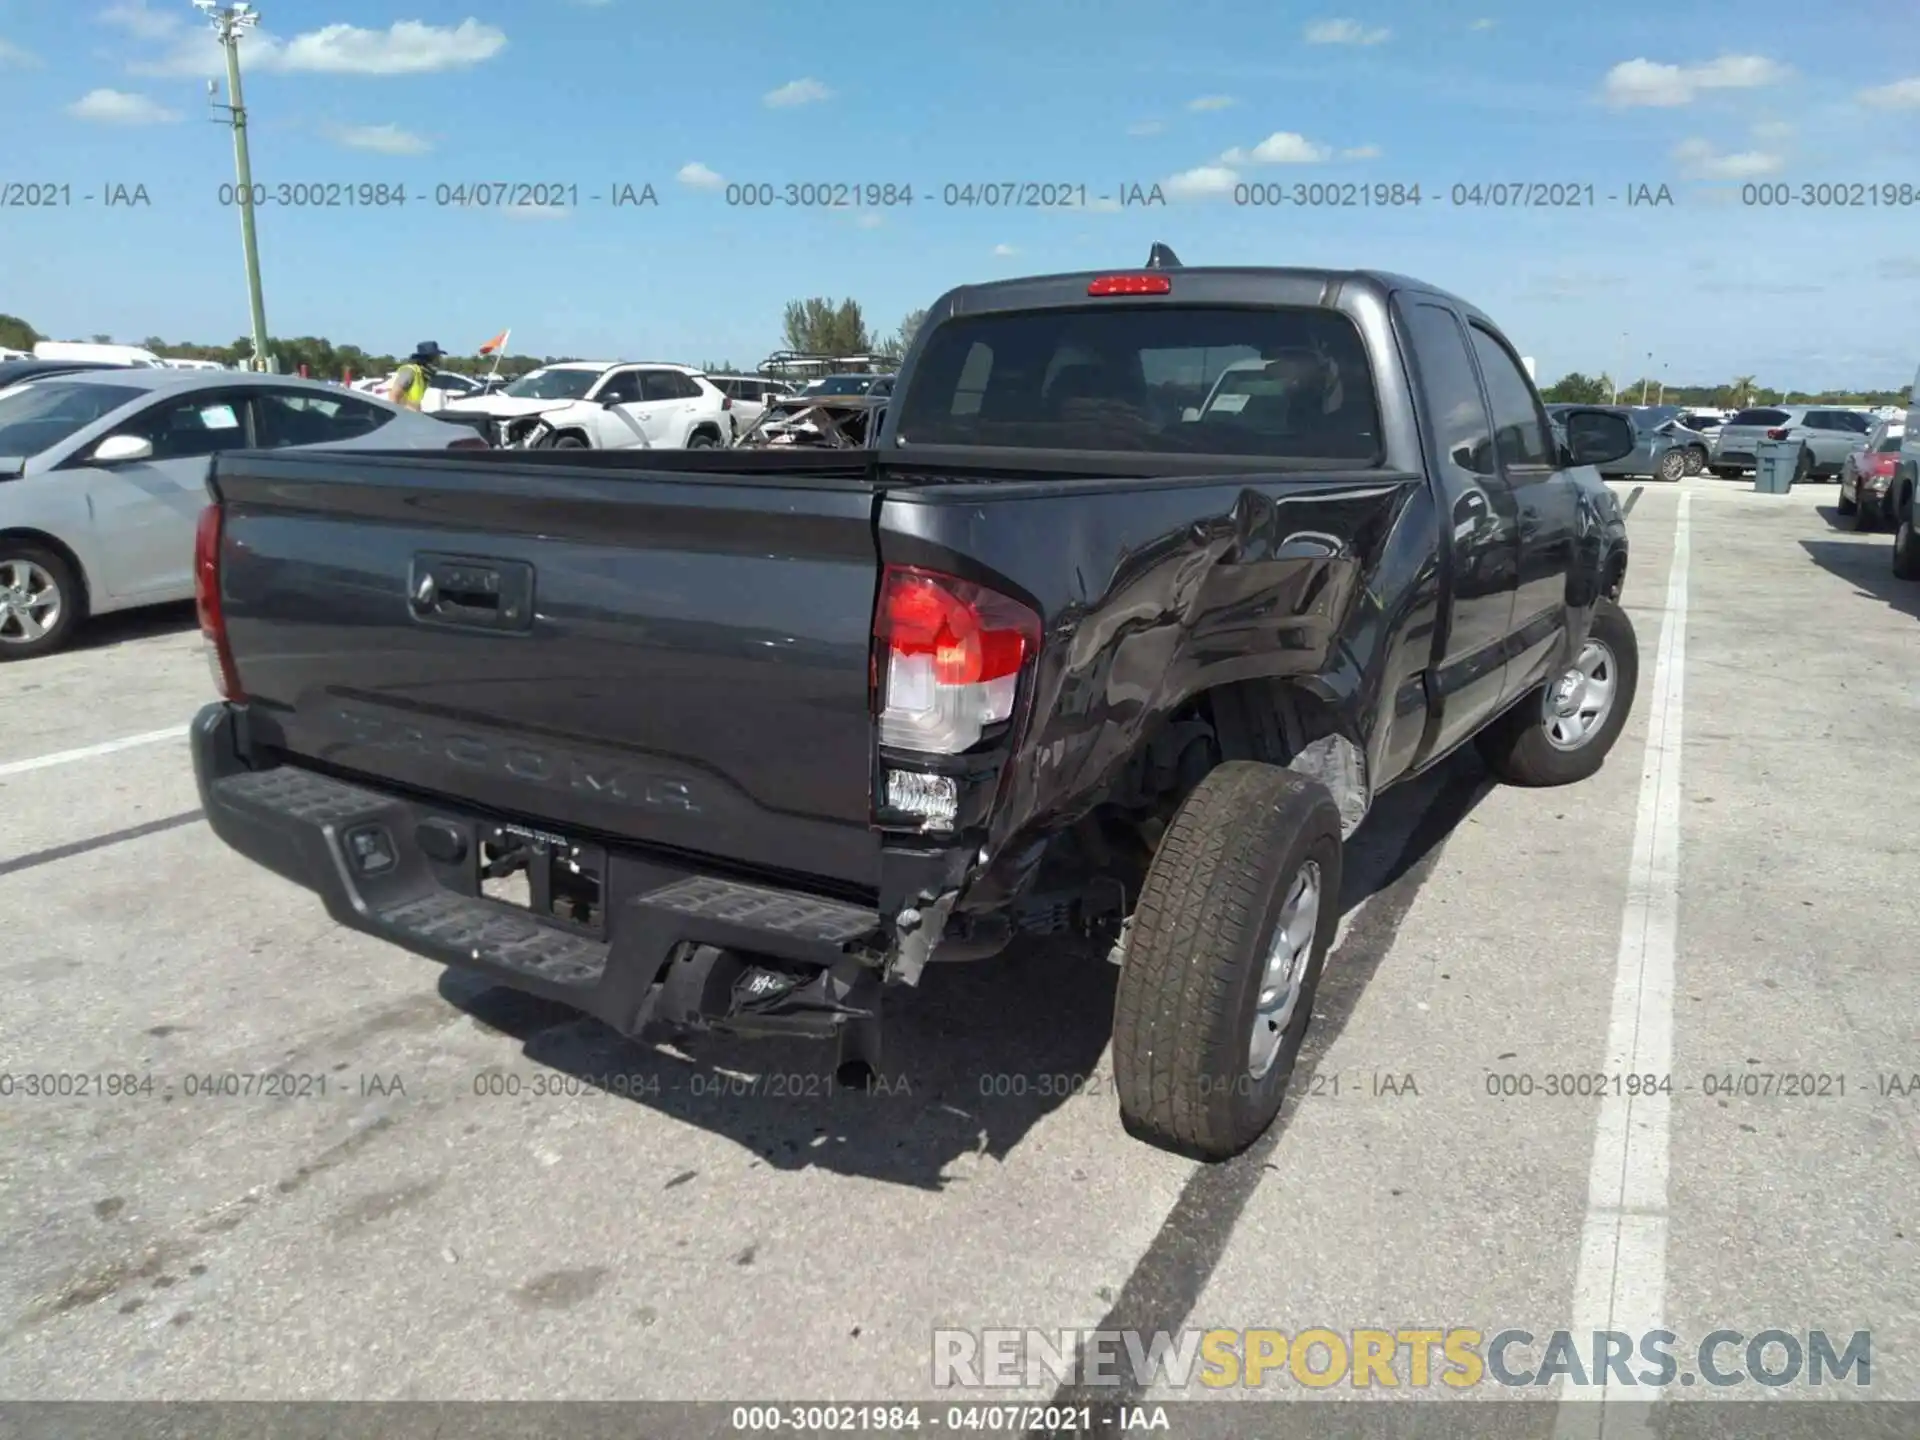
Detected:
[{"left": 189, "top": 248, "right": 1640, "bottom": 1159}]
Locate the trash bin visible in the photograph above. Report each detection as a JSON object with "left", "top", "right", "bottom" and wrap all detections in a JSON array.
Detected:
[{"left": 1753, "top": 438, "right": 1804, "bottom": 494}]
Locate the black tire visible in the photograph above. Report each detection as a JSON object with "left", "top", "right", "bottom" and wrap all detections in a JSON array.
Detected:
[
  {"left": 1851, "top": 493, "right": 1877, "bottom": 532},
  {"left": 1656, "top": 449, "right": 1687, "bottom": 482},
  {"left": 1836, "top": 483, "right": 1857, "bottom": 516},
  {"left": 0, "top": 541, "right": 83, "bottom": 661},
  {"left": 1792, "top": 448, "right": 1813, "bottom": 485},
  {"left": 1893, "top": 491, "right": 1920, "bottom": 581},
  {"left": 686, "top": 431, "right": 719, "bottom": 449},
  {"left": 1474, "top": 597, "right": 1639, "bottom": 787},
  {"left": 1111, "top": 761, "right": 1343, "bottom": 1161},
  {"left": 549, "top": 433, "right": 588, "bottom": 450},
  {"left": 1682, "top": 446, "right": 1707, "bottom": 476},
  {"left": 1709, "top": 465, "right": 1740, "bottom": 479}
]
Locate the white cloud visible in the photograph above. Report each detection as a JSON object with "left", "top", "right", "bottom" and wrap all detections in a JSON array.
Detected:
[
  {"left": 1220, "top": 132, "right": 1330, "bottom": 164},
  {"left": 1164, "top": 165, "right": 1239, "bottom": 198},
  {"left": 329, "top": 123, "right": 431, "bottom": 155},
  {"left": 1305, "top": 18, "right": 1391, "bottom": 45},
  {"left": 0, "top": 37, "right": 40, "bottom": 66},
  {"left": 68, "top": 87, "right": 178, "bottom": 123},
  {"left": 1127, "top": 120, "right": 1163, "bottom": 136},
  {"left": 1672, "top": 137, "right": 1782, "bottom": 178},
  {"left": 1341, "top": 144, "right": 1381, "bottom": 159},
  {"left": 993, "top": 243, "right": 1018, "bottom": 256},
  {"left": 1858, "top": 77, "right": 1920, "bottom": 109},
  {"left": 1470, "top": 18, "right": 1495, "bottom": 29},
  {"left": 1187, "top": 94, "right": 1236, "bottom": 110},
  {"left": 274, "top": 19, "right": 504, "bottom": 74},
  {"left": 1601, "top": 54, "right": 1787, "bottom": 107},
  {"left": 101, "top": 0, "right": 180, "bottom": 39},
  {"left": 131, "top": 18, "right": 505, "bottom": 77},
  {"left": 676, "top": 161, "right": 724, "bottom": 189},
  {"left": 764, "top": 77, "right": 831, "bottom": 107}
]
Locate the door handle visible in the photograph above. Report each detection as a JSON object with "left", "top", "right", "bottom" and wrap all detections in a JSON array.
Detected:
[{"left": 409, "top": 553, "right": 534, "bottom": 632}]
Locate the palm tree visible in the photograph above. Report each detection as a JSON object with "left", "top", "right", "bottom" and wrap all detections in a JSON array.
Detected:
[{"left": 1728, "top": 375, "right": 1757, "bottom": 408}]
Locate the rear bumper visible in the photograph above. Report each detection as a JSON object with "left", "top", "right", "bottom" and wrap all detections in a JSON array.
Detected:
[{"left": 191, "top": 702, "right": 896, "bottom": 1038}]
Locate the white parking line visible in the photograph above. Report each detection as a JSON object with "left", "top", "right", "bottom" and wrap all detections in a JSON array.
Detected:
[
  {"left": 1556, "top": 491, "right": 1690, "bottom": 1437},
  {"left": 0, "top": 725, "right": 188, "bottom": 778}
]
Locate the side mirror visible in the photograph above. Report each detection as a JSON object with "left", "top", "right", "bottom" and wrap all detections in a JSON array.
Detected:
[
  {"left": 90, "top": 433, "right": 154, "bottom": 464},
  {"left": 1558, "top": 409, "right": 1636, "bottom": 467},
  {"left": 1182, "top": 406, "right": 1201, "bottom": 423}
]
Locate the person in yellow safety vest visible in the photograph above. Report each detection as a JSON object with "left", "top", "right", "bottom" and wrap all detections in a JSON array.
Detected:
[{"left": 385, "top": 340, "right": 446, "bottom": 410}]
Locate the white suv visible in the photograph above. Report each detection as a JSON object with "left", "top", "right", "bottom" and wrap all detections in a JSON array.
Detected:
[
  {"left": 444, "top": 361, "right": 732, "bottom": 449},
  {"left": 706, "top": 375, "right": 794, "bottom": 439}
]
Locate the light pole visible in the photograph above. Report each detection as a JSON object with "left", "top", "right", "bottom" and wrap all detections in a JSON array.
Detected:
[
  {"left": 1640, "top": 352, "right": 1652, "bottom": 405},
  {"left": 1611, "top": 332, "right": 1628, "bottom": 404},
  {"left": 197, "top": 1, "right": 272, "bottom": 372}
]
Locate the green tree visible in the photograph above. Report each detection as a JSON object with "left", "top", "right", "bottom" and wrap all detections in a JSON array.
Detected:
[
  {"left": 781, "top": 296, "right": 872, "bottom": 355},
  {"left": 89, "top": 333, "right": 113, "bottom": 345},
  {"left": 0, "top": 314, "right": 38, "bottom": 351},
  {"left": 893, "top": 308, "right": 928, "bottom": 358},
  {"left": 1724, "top": 375, "right": 1757, "bottom": 408},
  {"left": 1541, "top": 371, "right": 1608, "bottom": 403}
]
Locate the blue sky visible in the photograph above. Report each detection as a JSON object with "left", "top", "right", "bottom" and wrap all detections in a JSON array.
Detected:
[{"left": 4, "top": 0, "right": 1918, "bottom": 388}]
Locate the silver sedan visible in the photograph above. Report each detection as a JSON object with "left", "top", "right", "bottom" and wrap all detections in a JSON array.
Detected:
[{"left": 0, "top": 369, "right": 485, "bottom": 659}]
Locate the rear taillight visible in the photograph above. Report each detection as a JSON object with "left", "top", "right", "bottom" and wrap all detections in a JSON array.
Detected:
[
  {"left": 1766, "top": 427, "right": 1791, "bottom": 440},
  {"left": 194, "top": 503, "right": 244, "bottom": 701},
  {"left": 872, "top": 565, "right": 1040, "bottom": 755},
  {"left": 1870, "top": 454, "right": 1899, "bottom": 476}
]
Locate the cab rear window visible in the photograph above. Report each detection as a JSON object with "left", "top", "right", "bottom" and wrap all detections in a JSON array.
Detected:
[
  {"left": 1729, "top": 408, "right": 1789, "bottom": 426},
  {"left": 892, "top": 304, "right": 1382, "bottom": 462}
]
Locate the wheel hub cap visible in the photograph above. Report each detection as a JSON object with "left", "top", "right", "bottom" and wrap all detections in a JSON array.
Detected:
[
  {"left": 1248, "top": 860, "right": 1322, "bottom": 1080},
  {"left": 1541, "top": 639, "right": 1616, "bottom": 750},
  {"left": 0, "top": 560, "right": 60, "bottom": 644}
]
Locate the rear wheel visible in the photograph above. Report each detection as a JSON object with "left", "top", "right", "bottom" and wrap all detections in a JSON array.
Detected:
[
  {"left": 549, "top": 433, "right": 588, "bottom": 450},
  {"left": 1836, "top": 481, "right": 1857, "bottom": 516},
  {"left": 686, "top": 431, "right": 719, "bottom": 449},
  {"left": 1656, "top": 449, "right": 1687, "bottom": 482},
  {"left": 1852, "top": 492, "right": 1877, "bottom": 531},
  {"left": 1475, "top": 598, "right": 1639, "bottom": 787},
  {"left": 1682, "top": 446, "right": 1707, "bottom": 475},
  {"left": 0, "top": 544, "right": 82, "bottom": 661},
  {"left": 1893, "top": 492, "right": 1920, "bottom": 581},
  {"left": 1792, "top": 447, "right": 1813, "bottom": 485},
  {"left": 1111, "top": 762, "right": 1343, "bottom": 1160}
]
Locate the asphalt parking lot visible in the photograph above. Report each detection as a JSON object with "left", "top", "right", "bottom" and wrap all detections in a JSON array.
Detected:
[{"left": 1, "top": 475, "right": 1916, "bottom": 1419}]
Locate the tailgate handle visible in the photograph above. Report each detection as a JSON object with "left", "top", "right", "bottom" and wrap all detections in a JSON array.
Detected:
[{"left": 409, "top": 553, "right": 534, "bottom": 632}]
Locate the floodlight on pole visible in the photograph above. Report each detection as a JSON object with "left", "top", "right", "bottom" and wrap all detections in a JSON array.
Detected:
[{"left": 200, "top": 1, "right": 272, "bottom": 372}]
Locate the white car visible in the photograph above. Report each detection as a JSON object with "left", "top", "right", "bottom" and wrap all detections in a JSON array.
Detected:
[
  {"left": 443, "top": 361, "right": 732, "bottom": 449},
  {"left": 0, "top": 369, "right": 486, "bottom": 659},
  {"left": 352, "top": 369, "right": 487, "bottom": 412},
  {"left": 706, "top": 374, "right": 794, "bottom": 439}
]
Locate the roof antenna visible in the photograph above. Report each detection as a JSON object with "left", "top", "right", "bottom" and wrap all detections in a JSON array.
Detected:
[{"left": 1145, "top": 242, "right": 1182, "bottom": 269}]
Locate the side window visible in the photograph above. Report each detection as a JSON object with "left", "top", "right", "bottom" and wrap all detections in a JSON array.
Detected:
[
  {"left": 670, "top": 372, "right": 702, "bottom": 399},
  {"left": 642, "top": 370, "right": 695, "bottom": 402},
  {"left": 129, "top": 392, "right": 251, "bottom": 459},
  {"left": 1400, "top": 303, "right": 1495, "bottom": 477},
  {"left": 255, "top": 391, "right": 392, "bottom": 447},
  {"left": 1467, "top": 325, "right": 1552, "bottom": 468},
  {"left": 596, "top": 370, "right": 642, "bottom": 405}
]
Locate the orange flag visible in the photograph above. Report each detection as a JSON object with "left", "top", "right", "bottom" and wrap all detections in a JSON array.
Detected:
[{"left": 479, "top": 329, "right": 509, "bottom": 355}]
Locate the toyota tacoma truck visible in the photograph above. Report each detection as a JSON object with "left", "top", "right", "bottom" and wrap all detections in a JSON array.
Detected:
[{"left": 189, "top": 246, "right": 1640, "bottom": 1159}]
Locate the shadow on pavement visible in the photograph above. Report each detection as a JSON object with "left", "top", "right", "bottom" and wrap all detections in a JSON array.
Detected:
[
  {"left": 73, "top": 600, "right": 199, "bottom": 652},
  {"left": 1799, "top": 537, "right": 1920, "bottom": 623},
  {"left": 435, "top": 750, "right": 1493, "bottom": 1189}
]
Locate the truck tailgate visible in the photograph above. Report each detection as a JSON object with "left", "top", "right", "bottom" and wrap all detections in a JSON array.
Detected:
[{"left": 212, "top": 453, "right": 885, "bottom": 889}]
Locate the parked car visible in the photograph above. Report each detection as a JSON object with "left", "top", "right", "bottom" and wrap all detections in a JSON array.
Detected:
[
  {"left": 1708, "top": 406, "right": 1871, "bottom": 481},
  {"left": 0, "top": 370, "right": 488, "bottom": 659},
  {"left": 442, "top": 361, "right": 731, "bottom": 449},
  {"left": 1545, "top": 404, "right": 1687, "bottom": 480},
  {"left": 0, "top": 358, "right": 133, "bottom": 391},
  {"left": 189, "top": 247, "right": 1642, "bottom": 1161},
  {"left": 31, "top": 340, "right": 164, "bottom": 368},
  {"left": 799, "top": 373, "right": 892, "bottom": 397},
  {"left": 1837, "top": 422, "right": 1904, "bottom": 530},
  {"left": 1893, "top": 365, "right": 1920, "bottom": 580},
  {"left": 706, "top": 374, "right": 795, "bottom": 439},
  {"left": 351, "top": 369, "right": 489, "bottom": 412}
]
